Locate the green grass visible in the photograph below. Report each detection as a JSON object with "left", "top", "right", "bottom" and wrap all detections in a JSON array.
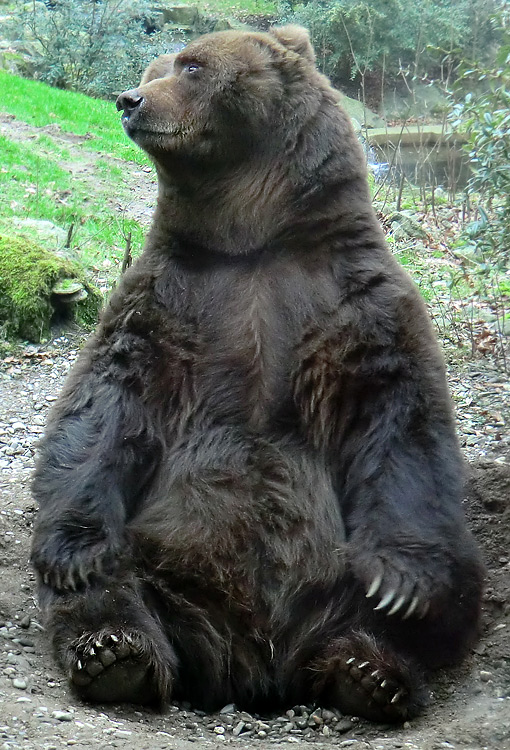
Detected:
[
  {"left": 0, "top": 70, "right": 148, "bottom": 165},
  {"left": 0, "top": 71, "right": 152, "bottom": 276},
  {"left": 199, "top": 0, "right": 277, "bottom": 16},
  {"left": 0, "top": 133, "right": 145, "bottom": 272}
]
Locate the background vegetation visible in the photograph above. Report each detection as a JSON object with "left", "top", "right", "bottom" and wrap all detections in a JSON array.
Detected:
[{"left": 284, "top": 0, "right": 497, "bottom": 95}]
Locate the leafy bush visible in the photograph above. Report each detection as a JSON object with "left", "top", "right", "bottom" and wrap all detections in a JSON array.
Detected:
[
  {"left": 448, "top": 3, "right": 510, "bottom": 352},
  {"left": 451, "top": 4, "right": 509, "bottom": 259},
  {"left": 16, "top": 0, "right": 181, "bottom": 97}
]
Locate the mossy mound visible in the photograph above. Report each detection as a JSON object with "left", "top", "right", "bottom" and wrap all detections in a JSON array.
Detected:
[{"left": 0, "top": 233, "right": 102, "bottom": 342}]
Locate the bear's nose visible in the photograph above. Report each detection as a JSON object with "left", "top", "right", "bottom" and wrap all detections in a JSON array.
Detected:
[{"left": 116, "top": 89, "right": 144, "bottom": 116}]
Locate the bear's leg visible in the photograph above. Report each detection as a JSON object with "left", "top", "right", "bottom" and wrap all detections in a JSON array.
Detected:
[
  {"left": 310, "top": 630, "right": 427, "bottom": 722},
  {"left": 38, "top": 574, "right": 177, "bottom": 706}
]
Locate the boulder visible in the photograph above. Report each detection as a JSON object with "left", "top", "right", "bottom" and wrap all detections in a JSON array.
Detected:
[{"left": 388, "top": 211, "right": 428, "bottom": 241}]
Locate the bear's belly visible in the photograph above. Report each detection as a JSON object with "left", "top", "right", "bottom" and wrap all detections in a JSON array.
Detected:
[{"left": 132, "top": 429, "right": 345, "bottom": 618}]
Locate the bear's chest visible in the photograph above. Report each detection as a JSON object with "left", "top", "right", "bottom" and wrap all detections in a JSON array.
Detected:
[
  {"left": 199, "top": 282, "right": 290, "bottom": 428},
  {"left": 185, "top": 257, "right": 338, "bottom": 431}
]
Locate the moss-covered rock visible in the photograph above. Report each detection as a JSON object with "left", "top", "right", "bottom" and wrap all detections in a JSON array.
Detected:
[
  {"left": 0, "top": 233, "right": 102, "bottom": 342},
  {"left": 339, "top": 95, "right": 386, "bottom": 129}
]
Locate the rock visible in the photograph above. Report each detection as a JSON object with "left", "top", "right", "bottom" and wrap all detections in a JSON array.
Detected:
[
  {"left": 9, "top": 218, "right": 68, "bottom": 249},
  {"left": 389, "top": 210, "right": 428, "bottom": 240},
  {"left": 151, "top": 4, "right": 199, "bottom": 28},
  {"left": 339, "top": 95, "right": 386, "bottom": 129},
  {"left": 51, "top": 710, "right": 73, "bottom": 721},
  {"left": 213, "top": 17, "right": 249, "bottom": 32},
  {"left": 335, "top": 718, "right": 354, "bottom": 733},
  {"left": 0, "top": 233, "right": 102, "bottom": 343},
  {"left": 232, "top": 721, "right": 245, "bottom": 736}
]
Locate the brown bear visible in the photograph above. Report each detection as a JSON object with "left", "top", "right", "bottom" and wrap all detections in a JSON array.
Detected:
[{"left": 31, "top": 26, "right": 484, "bottom": 722}]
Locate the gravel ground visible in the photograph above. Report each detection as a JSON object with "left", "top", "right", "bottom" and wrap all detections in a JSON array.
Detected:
[{"left": 0, "top": 334, "right": 509, "bottom": 750}]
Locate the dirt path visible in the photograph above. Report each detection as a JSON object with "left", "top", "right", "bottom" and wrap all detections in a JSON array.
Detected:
[{"left": 0, "top": 335, "right": 509, "bottom": 750}]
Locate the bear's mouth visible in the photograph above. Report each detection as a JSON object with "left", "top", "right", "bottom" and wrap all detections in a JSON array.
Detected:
[{"left": 122, "top": 120, "right": 192, "bottom": 152}]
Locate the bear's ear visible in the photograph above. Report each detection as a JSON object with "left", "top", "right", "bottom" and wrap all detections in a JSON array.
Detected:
[
  {"left": 269, "top": 25, "right": 315, "bottom": 63},
  {"left": 140, "top": 54, "right": 176, "bottom": 85}
]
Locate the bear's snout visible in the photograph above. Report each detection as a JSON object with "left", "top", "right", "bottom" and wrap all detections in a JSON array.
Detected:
[{"left": 116, "top": 89, "right": 144, "bottom": 122}]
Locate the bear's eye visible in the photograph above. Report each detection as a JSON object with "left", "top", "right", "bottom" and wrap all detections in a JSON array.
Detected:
[{"left": 183, "top": 63, "right": 201, "bottom": 75}]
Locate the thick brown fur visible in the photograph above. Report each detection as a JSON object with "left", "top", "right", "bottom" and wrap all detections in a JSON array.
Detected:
[{"left": 31, "top": 26, "right": 484, "bottom": 722}]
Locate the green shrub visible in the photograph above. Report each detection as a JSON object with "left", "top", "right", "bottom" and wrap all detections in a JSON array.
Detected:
[
  {"left": 284, "top": 0, "right": 497, "bottom": 89},
  {"left": 450, "top": 4, "right": 510, "bottom": 263},
  {"left": 447, "top": 3, "right": 510, "bottom": 353},
  {"left": 15, "top": 0, "right": 182, "bottom": 97}
]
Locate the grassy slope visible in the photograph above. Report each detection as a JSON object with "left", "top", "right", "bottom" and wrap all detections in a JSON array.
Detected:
[
  {"left": 0, "top": 71, "right": 148, "bottom": 274},
  {"left": 199, "top": 0, "right": 277, "bottom": 15},
  {"left": 0, "top": 70, "right": 146, "bottom": 163}
]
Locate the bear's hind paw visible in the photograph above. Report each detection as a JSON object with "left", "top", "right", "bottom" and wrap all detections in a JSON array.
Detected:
[
  {"left": 67, "top": 629, "right": 170, "bottom": 706},
  {"left": 313, "top": 632, "right": 428, "bottom": 722}
]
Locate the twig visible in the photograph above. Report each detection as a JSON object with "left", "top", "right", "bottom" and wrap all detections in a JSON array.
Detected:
[
  {"left": 121, "top": 231, "right": 132, "bottom": 274},
  {"left": 65, "top": 223, "right": 74, "bottom": 249}
]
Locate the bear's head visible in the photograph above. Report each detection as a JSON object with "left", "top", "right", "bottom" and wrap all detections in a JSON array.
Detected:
[
  {"left": 116, "top": 26, "right": 366, "bottom": 254},
  {"left": 117, "top": 26, "right": 343, "bottom": 169}
]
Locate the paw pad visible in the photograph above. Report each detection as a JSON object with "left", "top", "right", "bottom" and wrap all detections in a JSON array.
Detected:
[
  {"left": 340, "top": 656, "right": 409, "bottom": 711},
  {"left": 70, "top": 631, "right": 141, "bottom": 687}
]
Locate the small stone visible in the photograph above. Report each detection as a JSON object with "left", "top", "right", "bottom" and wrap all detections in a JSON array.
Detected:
[
  {"left": 321, "top": 709, "right": 336, "bottom": 722},
  {"left": 52, "top": 710, "right": 73, "bottom": 721},
  {"left": 479, "top": 670, "right": 492, "bottom": 682},
  {"left": 19, "top": 615, "right": 31, "bottom": 629},
  {"left": 214, "top": 726, "right": 225, "bottom": 735},
  {"left": 232, "top": 721, "right": 245, "bottom": 736},
  {"left": 220, "top": 703, "right": 236, "bottom": 714},
  {"left": 309, "top": 713, "right": 323, "bottom": 725},
  {"left": 335, "top": 718, "right": 353, "bottom": 734},
  {"left": 12, "top": 678, "right": 27, "bottom": 689}
]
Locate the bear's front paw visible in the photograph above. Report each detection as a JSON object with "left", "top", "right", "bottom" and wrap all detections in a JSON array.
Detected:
[
  {"left": 31, "top": 526, "right": 122, "bottom": 592},
  {"left": 364, "top": 559, "right": 430, "bottom": 619},
  {"left": 349, "top": 544, "right": 448, "bottom": 620}
]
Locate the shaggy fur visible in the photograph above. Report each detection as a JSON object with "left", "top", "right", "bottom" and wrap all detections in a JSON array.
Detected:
[{"left": 31, "top": 26, "right": 484, "bottom": 722}]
